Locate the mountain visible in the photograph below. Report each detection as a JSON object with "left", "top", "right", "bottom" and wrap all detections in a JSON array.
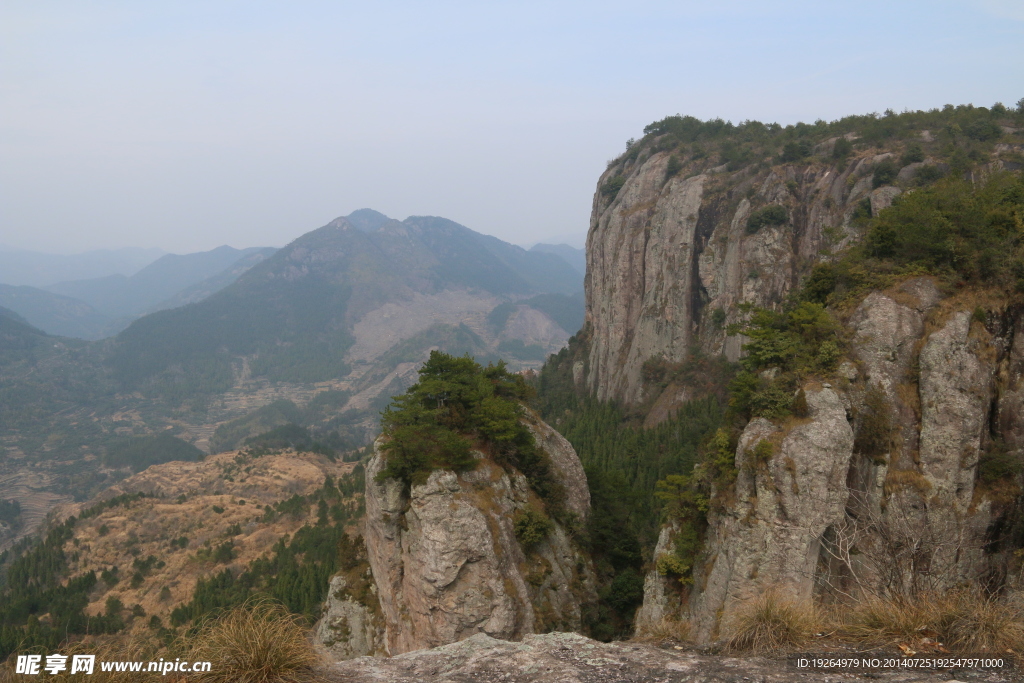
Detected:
[
  {"left": 108, "top": 212, "right": 583, "bottom": 407},
  {"left": 534, "top": 103, "right": 1024, "bottom": 644},
  {"left": 0, "top": 247, "right": 164, "bottom": 287},
  {"left": 0, "top": 209, "right": 585, "bottom": 544},
  {"left": 529, "top": 243, "right": 585, "bottom": 275},
  {"left": 0, "top": 284, "right": 111, "bottom": 339},
  {"left": 46, "top": 245, "right": 275, "bottom": 320}
]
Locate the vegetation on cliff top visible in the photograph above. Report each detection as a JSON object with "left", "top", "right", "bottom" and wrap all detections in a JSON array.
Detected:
[{"left": 377, "top": 351, "right": 566, "bottom": 514}]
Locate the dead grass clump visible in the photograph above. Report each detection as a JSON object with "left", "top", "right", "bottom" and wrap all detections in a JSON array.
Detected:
[
  {"left": 844, "top": 592, "right": 1024, "bottom": 655},
  {"left": 186, "top": 599, "right": 319, "bottom": 683},
  {"left": 942, "top": 594, "right": 1024, "bottom": 654},
  {"left": 0, "top": 636, "right": 156, "bottom": 683},
  {"left": 635, "top": 616, "right": 691, "bottom": 643},
  {"left": 724, "top": 590, "right": 817, "bottom": 653},
  {"left": 843, "top": 596, "right": 933, "bottom": 644}
]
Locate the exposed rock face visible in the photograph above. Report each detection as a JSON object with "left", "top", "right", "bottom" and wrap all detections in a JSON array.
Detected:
[
  {"left": 363, "top": 415, "right": 597, "bottom": 655},
  {"left": 585, "top": 148, "right": 913, "bottom": 403},
  {"left": 324, "top": 631, "right": 1010, "bottom": 683},
  {"left": 315, "top": 574, "right": 385, "bottom": 660},
  {"left": 637, "top": 290, "right": 1023, "bottom": 641},
  {"left": 688, "top": 387, "right": 854, "bottom": 643}
]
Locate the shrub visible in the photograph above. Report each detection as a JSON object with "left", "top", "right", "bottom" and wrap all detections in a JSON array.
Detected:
[
  {"left": 791, "top": 388, "right": 809, "bottom": 417},
  {"left": 186, "top": 599, "right": 319, "bottom": 683},
  {"left": 725, "top": 590, "right": 817, "bottom": 653},
  {"left": 601, "top": 175, "right": 626, "bottom": 198},
  {"left": 746, "top": 205, "right": 788, "bottom": 234},
  {"left": 665, "top": 155, "right": 683, "bottom": 181},
  {"left": 872, "top": 157, "right": 898, "bottom": 188},
  {"left": 780, "top": 140, "right": 811, "bottom": 162},
  {"left": 832, "top": 137, "right": 853, "bottom": 159},
  {"left": 915, "top": 164, "right": 944, "bottom": 184},
  {"left": 514, "top": 506, "right": 553, "bottom": 548},
  {"left": 710, "top": 307, "right": 727, "bottom": 328},
  {"left": 901, "top": 143, "right": 925, "bottom": 165},
  {"left": 213, "top": 541, "right": 235, "bottom": 564},
  {"left": 854, "top": 384, "right": 893, "bottom": 463}
]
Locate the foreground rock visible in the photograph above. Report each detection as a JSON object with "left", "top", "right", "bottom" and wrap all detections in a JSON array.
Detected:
[
  {"left": 363, "top": 412, "right": 597, "bottom": 655},
  {"left": 323, "top": 631, "right": 1018, "bottom": 682}
]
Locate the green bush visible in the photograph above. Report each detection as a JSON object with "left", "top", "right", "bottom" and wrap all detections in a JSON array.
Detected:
[
  {"left": 872, "top": 157, "right": 899, "bottom": 188},
  {"left": 901, "top": 143, "right": 925, "bottom": 165},
  {"left": 833, "top": 137, "right": 853, "bottom": 159},
  {"left": 378, "top": 352, "right": 561, "bottom": 510},
  {"left": 746, "top": 205, "right": 788, "bottom": 234},
  {"left": 780, "top": 140, "right": 812, "bottom": 162},
  {"left": 665, "top": 155, "right": 683, "bottom": 181},
  {"left": 601, "top": 175, "right": 626, "bottom": 198},
  {"left": 514, "top": 507, "right": 553, "bottom": 547}
]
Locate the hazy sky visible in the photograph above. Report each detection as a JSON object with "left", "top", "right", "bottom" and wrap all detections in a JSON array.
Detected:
[{"left": 2, "top": 1, "right": 1022, "bottom": 254}]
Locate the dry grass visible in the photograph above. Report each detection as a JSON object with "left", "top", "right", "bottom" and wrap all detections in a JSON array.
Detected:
[
  {"left": 723, "top": 590, "right": 817, "bottom": 653},
  {"left": 843, "top": 591, "right": 1024, "bottom": 655},
  {"left": 185, "top": 599, "right": 320, "bottom": 683},
  {"left": 0, "top": 636, "right": 157, "bottom": 683},
  {"left": 635, "top": 616, "right": 691, "bottom": 643}
]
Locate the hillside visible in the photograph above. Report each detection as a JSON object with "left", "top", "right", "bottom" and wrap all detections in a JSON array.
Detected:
[
  {"left": 534, "top": 101, "right": 1024, "bottom": 643},
  {"left": 0, "top": 209, "right": 585, "bottom": 545}
]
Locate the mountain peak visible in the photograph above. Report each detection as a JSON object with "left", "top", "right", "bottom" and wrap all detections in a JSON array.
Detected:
[{"left": 346, "top": 209, "right": 392, "bottom": 233}]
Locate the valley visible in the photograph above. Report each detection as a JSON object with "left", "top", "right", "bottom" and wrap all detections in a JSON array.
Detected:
[{"left": 2, "top": 101, "right": 1024, "bottom": 681}]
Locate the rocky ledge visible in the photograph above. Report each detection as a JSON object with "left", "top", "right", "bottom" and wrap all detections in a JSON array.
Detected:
[{"left": 323, "top": 632, "right": 1020, "bottom": 682}]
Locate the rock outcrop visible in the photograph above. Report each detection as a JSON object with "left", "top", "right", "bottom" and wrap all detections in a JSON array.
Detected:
[
  {"left": 315, "top": 574, "right": 385, "bottom": 660},
  {"left": 363, "top": 413, "right": 597, "bottom": 655},
  {"left": 324, "top": 630, "right": 1011, "bottom": 683},
  {"left": 636, "top": 288, "right": 1024, "bottom": 642},
  {"left": 684, "top": 387, "right": 853, "bottom": 643}
]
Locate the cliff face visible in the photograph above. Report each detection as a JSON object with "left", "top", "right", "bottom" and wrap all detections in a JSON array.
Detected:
[
  {"left": 583, "top": 141, "right": 1016, "bottom": 405},
  {"left": 633, "top": 283, "right": 1024, "bottom": 642},
  {"left": 585, "top": 115, "right": 1024, "bottom": 642},
  {"left": 363, "top": 414, "right": 596, "bottom": 655}
]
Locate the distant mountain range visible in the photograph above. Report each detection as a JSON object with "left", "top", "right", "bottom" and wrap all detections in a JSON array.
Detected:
[
  {"left": 0, "top": 246, "right": 275, "bottom": 339},
  {"left": 0, "top": 246, "right": 164, "bottom": 287},
  {"left": 0, "top": 209, "right": 587, "bottom": 532}
]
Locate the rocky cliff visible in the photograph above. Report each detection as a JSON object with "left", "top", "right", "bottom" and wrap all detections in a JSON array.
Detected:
[
  {"left": 584, "top": 119, "right": 1023, "bottom": 407},
  {"left": 363, "top": 413, "right": 597, "bottom": 655},
  {"left": 582, "top": 110, "right": 1024, "bottom": 642}
]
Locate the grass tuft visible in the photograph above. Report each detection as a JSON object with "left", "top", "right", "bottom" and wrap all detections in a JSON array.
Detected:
[
  {"left": 724, "top": 589, "right": 817, "bottom": 653},
  {"left": 185, "top": 598, "right": 319, "bottom": 683}
]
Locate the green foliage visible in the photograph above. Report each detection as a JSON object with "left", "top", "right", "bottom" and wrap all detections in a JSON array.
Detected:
[
  {"left": 833, "top": 137, "right": 853, "bottom": 159},
  {"left": 0, "top": 500, "right": 20, "bottom": 527},
  {"left": 872, "top": 157, "right": 899, "bottom": 188},
  {"left": 791, "top": 388, "right": 809, "bottom": 417},
  {"left": 0, "top": 494, "right": 151, "bottom": 659},
  {"left": 902, "top": 143, "right": 925, "bottom": 165},
  {"left": 378, "top": 352, "right": 554, "bottom": 508},
  {"left": 726, "top": 302, "right": 840, "bottom": 421},
  {"left": 855, "top": 384, "right": 894, "bottom": 463},
  {"left": 601, "top": 175, "right": 626, "bottom": 198},
  {"left": 171, "top": 524, "right": 366, "bottom": 627},
  {"left": 513, "top": 507, "right": 553, "bottom": 548},
  {"left": 665, "top": 155, "right": 683, "bottom": 181},
  {"left": 103, "top": 432, "right": 203, "bottom": 472},
  {"left": 243, "top": 423, "right": 337, "bottom": 459},
  {"left": 746, "top": 205, "right": 788, "bottom": 234},
  {"left": 780, "top": 140, "right": 812, "bottom": 162},
  {"left": 711, "top": 307, "right": 727, "bottom": 328},
  {"left": 864, "top": 173, "right": 1024, "bottom": 287}
]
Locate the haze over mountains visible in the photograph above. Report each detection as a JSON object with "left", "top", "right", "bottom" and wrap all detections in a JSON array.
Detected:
[{"left": 0, "top": 208, "right": 586, "bottom": 547}]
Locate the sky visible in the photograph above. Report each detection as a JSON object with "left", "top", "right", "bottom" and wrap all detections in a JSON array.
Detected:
[{"left": 1, "top": 1, "right": 1022, "bottom": 254}]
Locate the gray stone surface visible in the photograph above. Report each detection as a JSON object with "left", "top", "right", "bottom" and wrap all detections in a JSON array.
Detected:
[
  {"left": 363, "top": 418, "right": 597, "bottom": 655},
  {"left": 322, "top": 631, "right": 1018, "bottom": 682},
  {"left": 315, "top": 574, "right": 385, "bottom": 660}
]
